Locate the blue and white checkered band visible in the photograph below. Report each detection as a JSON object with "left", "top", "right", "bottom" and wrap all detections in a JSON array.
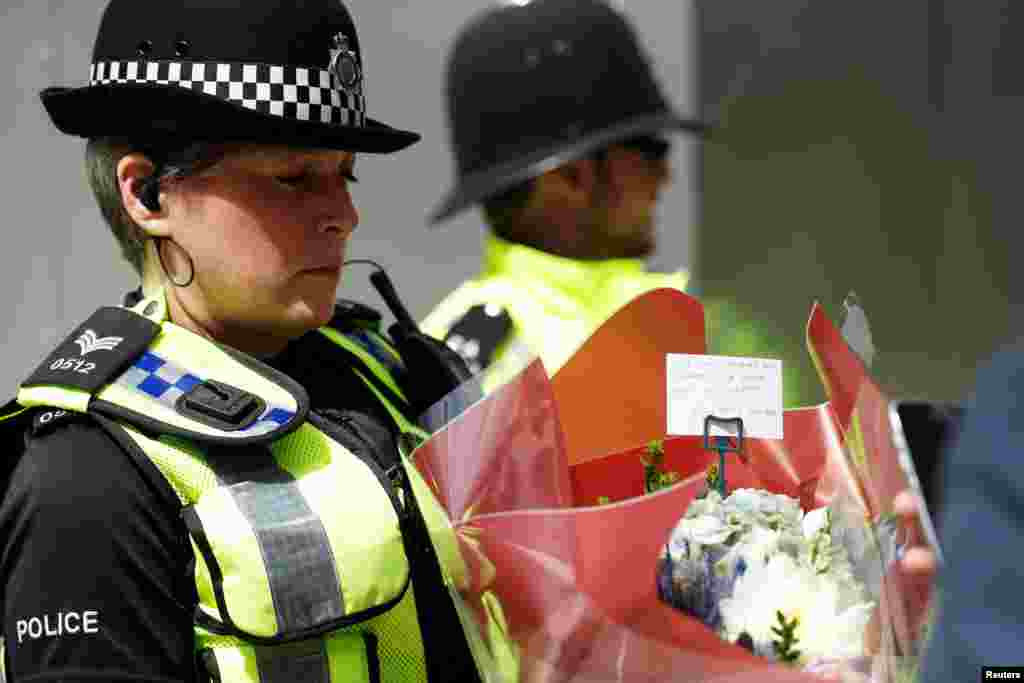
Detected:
[
  {"left": 116, "top": 351, "right": 296, "bottom": 438},
  {"left": 89, "top": 60, "right": 366, "bottom": 127}
]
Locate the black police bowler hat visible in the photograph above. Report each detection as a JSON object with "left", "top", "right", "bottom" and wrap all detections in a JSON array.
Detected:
[
  {"left": 430, "top": 0, "right": 705, "bottom": 224},
  {"left": 40, "top": 0, "right": 419, "bottom": 154}
]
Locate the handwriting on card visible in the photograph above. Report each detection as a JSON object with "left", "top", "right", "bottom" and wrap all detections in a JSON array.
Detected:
[{"left": 666, "top": 354, "right": 784, "bottom": 440}]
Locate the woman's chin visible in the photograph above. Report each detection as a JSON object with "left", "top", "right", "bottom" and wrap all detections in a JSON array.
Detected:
[
  {"left": 288, "top": 296, "right": 336, "bottom": 331},
  {"left": 307, "top": 293, "right": 341, "bottom": 328},
  {"left": 293, "top": 271, "right": 340, "bottom": 316}
]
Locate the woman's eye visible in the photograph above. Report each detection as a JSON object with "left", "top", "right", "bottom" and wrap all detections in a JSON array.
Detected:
[
  {"left": 276, "top": 173, "right": 309, "bottom": 187},
  {"left": 275, "top": 167, "right": 357, "bottom": 188}
]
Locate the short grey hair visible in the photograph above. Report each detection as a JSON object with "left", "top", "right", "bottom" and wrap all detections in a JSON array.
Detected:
[{"left": 84, "top": 137, "right": 227, "bottom": 275}]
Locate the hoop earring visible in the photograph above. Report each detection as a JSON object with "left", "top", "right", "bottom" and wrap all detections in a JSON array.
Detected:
[{"left": 156, "top": 237, "right": 195, "bottom": 288}]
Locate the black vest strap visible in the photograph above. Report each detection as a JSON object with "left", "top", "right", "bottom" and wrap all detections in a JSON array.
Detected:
[
  {"left": 320, "top": 409, "right": 483, "bottom": 683},
  {"left": 395, "top": 464, "right": 484, "bottom": 683}
]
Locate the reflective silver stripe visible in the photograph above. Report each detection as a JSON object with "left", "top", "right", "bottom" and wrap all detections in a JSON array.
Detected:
[
  {"left": 0, "top": 636, "right": 6, "bottom": 683},
  {"left": 255, "top": 640, "right": 331, "bottom": 683},
  {"left": 208, "top": 449, "right": 345, "bottom": 632}
]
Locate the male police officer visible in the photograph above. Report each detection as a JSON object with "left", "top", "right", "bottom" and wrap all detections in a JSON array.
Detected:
[{"left": 422, "top": 0, "right": 703, "bottom": 391}]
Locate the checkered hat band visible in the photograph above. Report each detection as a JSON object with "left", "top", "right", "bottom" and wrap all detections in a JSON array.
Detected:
[
  {"left": 115, "top": 350, "right": 296, "bottom": 439},
  {"left": 90, "top": 60, "right": 366, "bottom": 127}
]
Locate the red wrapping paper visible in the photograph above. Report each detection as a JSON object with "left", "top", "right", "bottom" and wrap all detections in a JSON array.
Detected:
[{"left": 410, "top": 291, "right": 925, "bottom": 682}]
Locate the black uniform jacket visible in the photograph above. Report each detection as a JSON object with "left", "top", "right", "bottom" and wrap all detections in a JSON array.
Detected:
[{"left": 0, "top": 328, "right": 402, "bottom": 683}]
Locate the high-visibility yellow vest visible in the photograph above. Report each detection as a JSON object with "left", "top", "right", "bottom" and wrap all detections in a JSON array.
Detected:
[
  {"left": 423, "top": 235, "right": 823, "bottom": 409},
  {"left": 422, "top": 234, "right": 689, "bottom": 392},
  {"left": 13, "top": 291, "right": 518, "bottom": 683}
]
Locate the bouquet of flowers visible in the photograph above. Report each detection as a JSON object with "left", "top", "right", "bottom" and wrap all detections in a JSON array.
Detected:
[{"left": 408, "top": 289, "right": 930, "bottom": 682}]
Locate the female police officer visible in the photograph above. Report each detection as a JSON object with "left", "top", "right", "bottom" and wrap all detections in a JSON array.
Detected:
[{"left": 0, "top": 1, "right": 511, "bottom": 681}]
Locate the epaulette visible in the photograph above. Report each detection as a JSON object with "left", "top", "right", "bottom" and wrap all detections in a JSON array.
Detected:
[
  {"left": 442, "top": 304, "right": 513, "bottom": 375},
  {"left": 328, "top": 299, "right": 383, "bottom": 332},
  {"left": 16, "top": 305, "right": 308, "bottom": 447}
]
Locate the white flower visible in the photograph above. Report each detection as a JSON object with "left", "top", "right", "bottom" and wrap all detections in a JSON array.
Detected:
[
  {"left": 728, "top": 525, "right": 783, "bottom": 568},
  {"left": 682, "top": 514, "right": 734, "bottom": 547},
  {"left": 684, "top": 490, "right": 724, "bottom": 519},
  {"left": 719, "top": 553, "right": 875, "bottom": 663},
  {"left": 722, "top": 488, "right": 765, "bottom": 514},
  {"left": 802, "top": 507, "right": 830, "bottom": 539},
  {"left": 726, "top": 488, "right": 804, "bottom": 527}
]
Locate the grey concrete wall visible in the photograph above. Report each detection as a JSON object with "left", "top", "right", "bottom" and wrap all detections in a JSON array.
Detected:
[
  {"left": 0, "top": 1, "right": 697, "bottom": 391},
  {"left": 698, "top": 0, "right": 1020, "bottom": 404}
]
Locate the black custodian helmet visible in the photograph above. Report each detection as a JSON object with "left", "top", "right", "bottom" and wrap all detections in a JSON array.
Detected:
[
  {"left": 40, "top": 0, "right": 419, "bottom": 154},
  {"left": 430, "top": 0, "right": 704, "bottom": 223}
]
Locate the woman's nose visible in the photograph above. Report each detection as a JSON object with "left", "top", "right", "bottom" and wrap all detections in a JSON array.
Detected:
[{"left": 318, "top": 176, "right": 360, "bottom": 236}]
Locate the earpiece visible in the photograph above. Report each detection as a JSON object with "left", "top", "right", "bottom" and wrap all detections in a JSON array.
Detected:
[{"left": 136, "top": 177, "right": 161, "bottom": 212}]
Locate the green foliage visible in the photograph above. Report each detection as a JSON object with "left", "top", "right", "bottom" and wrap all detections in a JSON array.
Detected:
[
  {"left": 642, "top": 439, "right": 665, "bottom": 468},
  {"left": 771, "top": 611, "right": 802, "bottom": 664},
  {"left": 641, "top": 439, "right": 680, "bottom": 493},
  {"left": 596, "top": 439, "right": 682, "bottom": 502},
  {"left": 809, "top": 508, "right": 836, "bottom": 574},
  {"left": 705, "top": 462, "right": 721, "bottom": 493}
]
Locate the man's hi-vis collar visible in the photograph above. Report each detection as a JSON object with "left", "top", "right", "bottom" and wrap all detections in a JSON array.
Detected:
[{"left": 17, "top": 292, "right": 308, "bottom": 446}]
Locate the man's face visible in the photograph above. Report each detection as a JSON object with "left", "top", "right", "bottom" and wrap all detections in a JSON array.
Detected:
[{"left": 591, "top": 136, "right": 672, "bottom": 259}]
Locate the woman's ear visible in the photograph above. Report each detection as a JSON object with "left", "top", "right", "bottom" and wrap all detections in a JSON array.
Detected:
[{"left": 117, "top": 154, "right": 171, "bottom": 238}]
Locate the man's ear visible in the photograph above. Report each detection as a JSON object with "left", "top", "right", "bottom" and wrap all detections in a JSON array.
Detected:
[
  {"left": 117, "top": 154, "right": 171, "bottom": 238},
  {"left": 547, "top": 157, "right": 601, "bottom": 206},
  {"left": 594, "top": 149, "right": 629, "bottom": 207}
]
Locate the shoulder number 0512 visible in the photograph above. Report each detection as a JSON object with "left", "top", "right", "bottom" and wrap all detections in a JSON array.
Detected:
[{"left": 50, "top": 358, "right": 96, "bottom": 374}]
